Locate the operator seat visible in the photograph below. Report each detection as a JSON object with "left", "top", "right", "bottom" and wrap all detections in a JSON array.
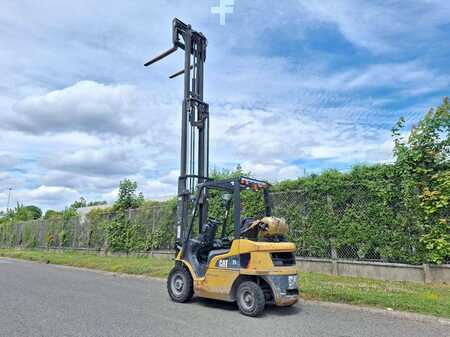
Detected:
[
  {"left": 199, "top": 220, "right": 231, "bottom": 266},
  {"left": 194, "top": 219, "right": 220, "bottom": 264},
  {"left": 189, "top": 220, "right": 232, "bottom": 274},
  {"left": 199, "top": 220, "right": 220, "bottom": 245}
]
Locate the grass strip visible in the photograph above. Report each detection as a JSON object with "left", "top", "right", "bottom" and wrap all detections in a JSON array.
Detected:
[{"left": 0, "top": 248, "right": 172, "bottom": 278}]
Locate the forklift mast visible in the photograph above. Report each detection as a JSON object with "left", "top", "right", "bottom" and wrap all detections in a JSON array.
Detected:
[{"left": 144, "top": 18, "right": 209, "bottom": 246}]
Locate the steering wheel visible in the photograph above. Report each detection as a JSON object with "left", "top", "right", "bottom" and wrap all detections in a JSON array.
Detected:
[
  {"left": 221, "top": 236, "right": 232, "bottom": 246},
  {"left": 207, "top": 217, "right": 221, "bottom": 226}
]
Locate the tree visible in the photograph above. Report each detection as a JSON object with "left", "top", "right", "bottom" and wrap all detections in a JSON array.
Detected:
[
  {"left": 23, "top": 205, "right": 42, "bottom": 220},
  {"left": 10, "top": 204, "right": 42, "bottom": 221},
  {"left": 104, "top": 179, "right": 144, "bottom": 253},
  {"left": 70, "top": 198, "right": 107, "bottom": 210},
  {"left": 113, "top": 179, "right": 144, "bottom": 211},
  {"left": 87, "top": 200, "right": 107, "bottom": 207},
  {"left": 392, "top": 97, "right": 449, "bottom": 263},
  {"left": 44, "top": 210, "right": 61, "bottom": 219},
  {"left": 210, "top": 164, "right": 248, "bottom": 180},
  {"left": 70, "top": 197, "right": 87, "bottom": 209}
]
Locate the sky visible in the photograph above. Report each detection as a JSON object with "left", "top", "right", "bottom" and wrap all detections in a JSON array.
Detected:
[{"left": 0, "top": 0, "right": 449, "bottom": 211}]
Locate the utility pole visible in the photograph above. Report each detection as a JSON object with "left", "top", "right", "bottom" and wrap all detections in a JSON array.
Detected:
[{"left": 6, "top": 187, "right": 12, "bottom": 212}]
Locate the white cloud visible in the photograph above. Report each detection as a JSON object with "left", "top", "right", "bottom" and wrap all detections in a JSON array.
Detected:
[
  {"left": 263, "top": 60, "right": 449, "bottom": 99},
  {"left": 298, "top": 0, "right": 450, "bottom": 54},
  {"left": 159, "top": 170, "right": 179, "bottom": 185},
  {"left": 141, "top": 180, "right": 176, "bottom": 199},
  {"left": 42, "top": 171, "right": 118, "bottom": 192},
  {"left": 343, "top": 62, "right": 449, "bottom": 95},
  {"left": 24, "top": 185, "right": 80, "bottom": 201},
  {"left": 43, "top": 147, "right": 143, "bottom": 176},
  {"left": 101, "top": 188, "right": 119, "bottom": 204},
  {"left": 241, "top": 160, "right": 304, "bottom": 182},
  {"left": 0, "top": 173, "right": 22, "bottom": 189},
  {"left": 3, "top": 185, "right": 81, "bottom": 211},
  {"left": 211, "top": 106, "right": 394, "bottom": 173},
  {"left": 7, "top": 81, "right": 142, "bottom": 135},
  {"left": 0, "top": 154, "right": 19, "bottom": 170}
]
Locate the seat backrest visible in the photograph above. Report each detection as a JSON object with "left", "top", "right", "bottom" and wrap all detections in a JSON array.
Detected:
[{"left": 200, "top": 221, "right": 219, "bottom": 245}]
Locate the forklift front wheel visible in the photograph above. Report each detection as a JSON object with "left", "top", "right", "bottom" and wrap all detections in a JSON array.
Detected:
[
  {"left": 167, "top": 266, "right": 194, "bottom": 303},
  {"left": 236, "top": 281, "right": 266, "bottom": 317}
]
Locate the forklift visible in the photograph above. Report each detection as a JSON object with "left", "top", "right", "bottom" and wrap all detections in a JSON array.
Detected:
[{"left": 144, "top": 18, "right": 299, "bottom": 316}]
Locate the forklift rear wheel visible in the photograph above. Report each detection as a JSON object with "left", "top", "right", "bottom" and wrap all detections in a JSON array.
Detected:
[
  {"left": 236, "top": 281, "right": 265, "bottom": 317},
  {"left": 167, "top": 266, "right": 193, "bottom": 303}
]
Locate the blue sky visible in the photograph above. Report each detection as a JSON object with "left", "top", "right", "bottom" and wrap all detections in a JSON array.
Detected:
[{"left": 0, "top": 0, "right": 449, "bottom": 210}]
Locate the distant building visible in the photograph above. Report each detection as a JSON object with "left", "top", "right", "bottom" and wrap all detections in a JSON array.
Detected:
[{"left": 77, "top": 204, "right": 112, "bottom": 223}]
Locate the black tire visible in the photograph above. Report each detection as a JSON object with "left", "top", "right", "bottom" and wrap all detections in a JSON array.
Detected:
[
  {"left": 167, "top": 266, "right": 194, "bottom": 303},
  {"left": 236, "top": 281, "right": 265, "bottom": 317}
]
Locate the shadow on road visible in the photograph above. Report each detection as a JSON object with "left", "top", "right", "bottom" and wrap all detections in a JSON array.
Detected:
[
  {"left": 191, "top": 296, "right": 302, "bottom": 317},
  {"left": 191, "top": 297, "right": 237, "bottom": 312},
  {"left": 264, "top": 304, "right": 302, "bottom": 317}
]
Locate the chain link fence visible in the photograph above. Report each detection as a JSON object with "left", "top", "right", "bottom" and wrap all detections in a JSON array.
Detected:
[
  {"left": 270, "top": 185, "right": 425, "bottom": 264},
  {"left": 0, "top": 186, "right": 433, "bottom": 264},
  {"left": 0, "top": 204, "right": 176, "bottom": 252}
]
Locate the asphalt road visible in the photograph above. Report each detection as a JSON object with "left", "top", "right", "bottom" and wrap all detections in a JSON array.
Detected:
[{"left": 0, "top": 258, "right": 448, "bottom": 337}]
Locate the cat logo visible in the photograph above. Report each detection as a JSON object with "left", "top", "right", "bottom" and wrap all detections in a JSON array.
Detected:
[
  {"left": 216, "top": 256, "right": 240, "bottom": 269},
  {"left": 217, "top": 259, "right": 228, "bottom": 268}
]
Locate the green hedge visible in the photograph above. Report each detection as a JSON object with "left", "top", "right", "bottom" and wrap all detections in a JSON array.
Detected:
[{"left": 270, "top": 166, "right": 425, "bottom": 264}]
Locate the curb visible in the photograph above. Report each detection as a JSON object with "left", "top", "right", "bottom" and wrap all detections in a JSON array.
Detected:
[{"left": 301, "top": 299, "right": 450, "bottom": 326}]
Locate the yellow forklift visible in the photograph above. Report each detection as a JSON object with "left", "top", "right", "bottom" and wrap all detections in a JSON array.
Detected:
[{"left": 144, "top": 18, "right": 298, "bottom": 316}]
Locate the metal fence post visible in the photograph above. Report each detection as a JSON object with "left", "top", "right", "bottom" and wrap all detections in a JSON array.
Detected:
[
  {"left": 423, "top": 263, "right": 432, "bottom": 283},
  {"left": 151, "top": 207, "right": 155, "bottom": 256},
  {"left": 72, "top": 218, "right": 76, "bottom": 249},
  {"left": 330, "top": 239, "right": 339, "bottom": 276}
]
